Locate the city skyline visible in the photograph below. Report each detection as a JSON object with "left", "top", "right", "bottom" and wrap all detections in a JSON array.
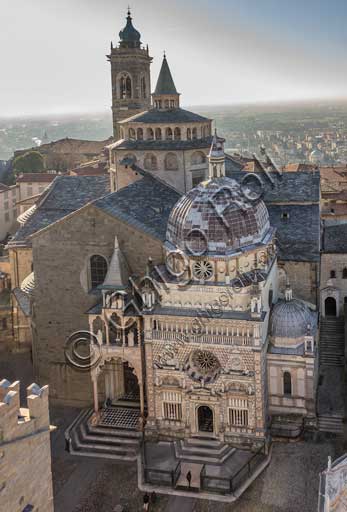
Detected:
[{"left": 1, "top": 0, "right": 347, "bottom": 116}]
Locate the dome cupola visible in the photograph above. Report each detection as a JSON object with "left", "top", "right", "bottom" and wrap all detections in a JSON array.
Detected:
[
  {"left": 270, "top": 283, "right": 316, "bottom": 343},
  {"left": 166, "top": 177, "right": 270, "bottom": 256},
  {"left": 119, "top": 9, "right": 142, "bottom": 48}
]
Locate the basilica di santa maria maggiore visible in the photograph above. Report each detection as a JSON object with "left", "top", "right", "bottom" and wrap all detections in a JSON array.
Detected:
[{"left": 6, "top": 10, "right": 329, "bottom": 500}]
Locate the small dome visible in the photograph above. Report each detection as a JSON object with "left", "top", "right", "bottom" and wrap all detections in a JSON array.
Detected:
[
  {"left": 270, "top": 297, "right": 314, "bottom": 339},
  {"left": 119, "top": 11, "right": 141, "bottom": 47},
  {"left": 20, "top": 272, "right": 35, "bottom": 296},
  {"left": 166, "top": 177, "right": 270, "bottom": 256}
]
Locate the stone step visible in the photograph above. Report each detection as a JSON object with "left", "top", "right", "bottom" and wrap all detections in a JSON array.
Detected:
[
  {"left": 185, "top": 437, "right": 223, "bottom": 448},
  {"left": 80, "top": 422, "right": 140, "bottom": 447},
  {"left": 174, "top": 439, "right": 235, "bottom": 465},
  {"left": 318, "top": 416, "right": 344, "bottom": 434},
  {"left": 87, "top": 422, "right": 141, "bottom": 439}
]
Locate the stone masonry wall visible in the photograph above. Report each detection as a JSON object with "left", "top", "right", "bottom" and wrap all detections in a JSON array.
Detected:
[
  {"left": 0, "top": 380, "right": 54, "bottom": 512},
  {"left": 31, "top": 204, "right": 164, "bottom": 405}
]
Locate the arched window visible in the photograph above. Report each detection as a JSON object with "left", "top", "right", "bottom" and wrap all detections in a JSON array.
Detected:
[
  {"left": 141, "top": 76, "right": 147, "bottom": 99},
  {"left": 166, "top": 127, "right": 173, "bottom": 141},
  {"left": 147, "top": 128, "right": 154, "bottom": 140},
  {"left": 191, "top": 151, "right": 206, "bottom": 165},
  {"left": 155, "top": 128, "right": 162, "bottom": 140},
  {"left": 144, "top": 153, "right": 158, "bottom": 171},
  {"left": 90, "top": 255, "right": 108, "bottom": 289},
  {"left": 137, "top": 128, "right": 143, "bottom": 140},
  {"left": 192, "top": 127, "right": 198, "bottom": 140},
  {"left": 283, "top": 372, "right": 292, "bottom": 396},
  {"left": 164, "top": 99, "right": 170, "bottom": 109},
  {"left": 120, "top": 128, "right": 124, "bottom": 139},
  {"left": 343, "top": 268, "right": 347, "bottom": 279},
  {"left": 187, "top": 128, "right": 191, "bottom": 140},
  {"left": 119, "top": 73, "right": 132, "bottom": 99},
  {"left": 170, "top": 100, "right": 175, "bottom": 108},
  {"left": 174, "top": 127, "right": 181, "bottom": 140},
  {"left": 129, "top": 128, "right": 136, "bottom": 139},
  {"left": 165, "top": 152, "right": 178, "bottom": 171},
  {"left": 330, "top": 270, "right": 336, "bottom": 279}
]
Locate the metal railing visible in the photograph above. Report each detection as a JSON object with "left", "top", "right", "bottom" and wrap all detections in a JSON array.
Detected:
[{"left": 200, "top": 443, "right": 267, "bottom": 495}]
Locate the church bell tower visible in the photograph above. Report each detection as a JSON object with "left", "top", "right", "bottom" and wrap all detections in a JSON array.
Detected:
[{"left": 107, "top": 9, "right": 152, "bottom": 140}]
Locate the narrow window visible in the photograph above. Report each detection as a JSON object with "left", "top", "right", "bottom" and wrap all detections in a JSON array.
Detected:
[
  {"left": 330, "top": 270, "right": 336, "bottom": 279},
  {"left": 283, "top": 372, "right": 292, "bottom": 396},
  {"left": 90, "top": 255, "right": 108, "bottom": 289},
  {"left": 343, "top": 268, "right": 347, "bottom": 279}
]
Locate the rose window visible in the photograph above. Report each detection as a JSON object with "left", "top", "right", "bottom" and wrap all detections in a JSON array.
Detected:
[
  {"left": 193, "top": 260, "right": 213, "bottom": 280},
  {"left": 184, "top": 349, "right": 221, "bottom": 384}
]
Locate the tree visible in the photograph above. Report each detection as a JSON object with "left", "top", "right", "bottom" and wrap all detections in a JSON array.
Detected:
[{"left": 13, "top": 151, "right": 44, "bottom": 174}]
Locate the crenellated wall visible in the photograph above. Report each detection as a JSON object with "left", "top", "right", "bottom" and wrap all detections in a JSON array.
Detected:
[{"left": 0, "top": 379, "right": 54, "bottom": 512}]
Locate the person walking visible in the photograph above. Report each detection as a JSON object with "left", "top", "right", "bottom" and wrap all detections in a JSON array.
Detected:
[
  {"left": 143, "top": 492, "right": 150, "bottom": 511},
  {"left": 186, "top": 470, "right": 192, "bottom": 489}
]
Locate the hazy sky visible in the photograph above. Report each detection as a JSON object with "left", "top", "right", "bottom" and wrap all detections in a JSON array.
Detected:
[{"left": 1, "top": 0, "right": 347, "bottom": 116}]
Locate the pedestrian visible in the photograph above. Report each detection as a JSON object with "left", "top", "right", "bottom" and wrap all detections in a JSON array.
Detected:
[
  {"left": 143, "top": 492, "right": 150, "bottom": 511},
  {"left": 186, "top": 470, "right": 192, "bottom": 489},
  {"left": 150, "top": 491, "right": 157, "bottom": 504}
]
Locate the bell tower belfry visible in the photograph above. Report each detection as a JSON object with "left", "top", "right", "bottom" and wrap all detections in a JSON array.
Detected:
[{"left": 107, "top": 9, "right": 152, "bottom": 140}]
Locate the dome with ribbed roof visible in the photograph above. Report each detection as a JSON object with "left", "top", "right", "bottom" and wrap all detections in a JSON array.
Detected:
[
  {"left": 166, "top": 177, "right": 270, "bottom": 256},
  {"left": 270, "top": 291, "right": 315, "bottom": 340}
]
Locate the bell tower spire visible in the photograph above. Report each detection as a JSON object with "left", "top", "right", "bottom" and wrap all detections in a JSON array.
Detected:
[
  {"left": 152, "top": 54, "right": 180, "bottom": 110},
  {"left": 107, "top": 9, "right": 152, "bottom": 139},
  {"left": 208, "top": 131, "right": 225, "bottom": 179}
]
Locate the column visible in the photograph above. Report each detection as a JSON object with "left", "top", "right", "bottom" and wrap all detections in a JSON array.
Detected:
[{"left": 93, "top": 377, "right": 99, "bottom": 413}]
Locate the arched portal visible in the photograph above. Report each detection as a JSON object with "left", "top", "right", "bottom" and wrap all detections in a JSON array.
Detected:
[
  {"left": 197, "top": 405, "right": 214, "bottom": 433},
  {"left": 325, "top": 296, "right": 337, "bottom": 316}
]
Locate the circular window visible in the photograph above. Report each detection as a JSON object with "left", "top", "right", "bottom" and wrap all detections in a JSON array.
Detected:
[{"left": 193, "top": 260, "right": 213, "bottom": 280}]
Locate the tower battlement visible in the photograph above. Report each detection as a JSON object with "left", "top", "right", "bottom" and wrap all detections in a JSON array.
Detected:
[{"left": 0, "top": 379, "right": 50, "bottom": 443}]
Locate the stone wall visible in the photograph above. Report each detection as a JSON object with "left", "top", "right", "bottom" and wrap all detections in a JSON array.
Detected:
[
  {"left": 278, "top": 260, "right": 318, "bottom": 305},
  {"left": 31, "top": 204, "right": 164, "bottom": 405},
  {"left": 0, "top": 380, "right": 54, "bottom": 512}
]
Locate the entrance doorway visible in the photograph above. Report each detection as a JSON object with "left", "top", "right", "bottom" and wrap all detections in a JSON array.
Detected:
[
  {"left": 123, "top": 362, "right": 140, "bottom": 401},
  {"left": 197, "top": 405, "right": 214, "bottom": 433},
  {"left": 325, "top": 297, "right": 337, "bottom": 316}
]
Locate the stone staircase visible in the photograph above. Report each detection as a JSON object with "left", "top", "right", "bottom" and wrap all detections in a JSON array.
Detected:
[
  {"left": 318, "top": 415, "right": 344, "bottom": 435},
  {"left": 319, "top": 317, "right": 345, "bottom": 367},
  {"left": 317, "top": 317, "right": 345, "bottom": 435},
  {"left": 66, "top": 408, "right": 142, "bottom": 461},
  {"left": 174, "top": 437, "right": 235, "bottom": 465}
]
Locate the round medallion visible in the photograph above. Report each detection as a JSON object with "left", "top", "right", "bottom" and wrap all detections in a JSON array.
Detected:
[
  {"left": 184, "top": 349, "right": 221, "bottom": 384},
  {"left": 193, "top": 260, "right": 214, "bottom": 280}
]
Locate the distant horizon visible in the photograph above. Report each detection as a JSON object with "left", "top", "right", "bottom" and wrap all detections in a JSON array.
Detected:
[{"left": 2, "top": 96, "right": 347, "bottom": 121}]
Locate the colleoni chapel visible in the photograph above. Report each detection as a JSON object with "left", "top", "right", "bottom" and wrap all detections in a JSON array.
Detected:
[{"left": 8, "top": 10, "right": 320, "bottom": 497}]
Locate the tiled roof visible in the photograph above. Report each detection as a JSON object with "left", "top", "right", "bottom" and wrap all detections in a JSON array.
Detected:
[
  {"left": 225, "top": 165, "right": 320, "bottom": 203},
  {"left": 154, "top": 55, "right": 178, "bottom": 95},
  {"left": 323, "top": 223, "right": 347, "bottom": 253},
  {"left": 9, "top": 175, "right": 110, "bottom": 246},
  {"left": 120, "top": 107, "right": 210, "bottom": 125},
  {"left": 94, "top": 175, "right": 180, "bottom": 241},
  {"left": 16, "top": 173, "right": 59, "bottom": 183},
  {"left": 12, "top": 288, "right": 31, "bottom": 316},
  {"left": 267, "top": 204, "right": 320, "bottom": 262},
  {"left": 110, "top": 137, "right": 212, "bottom": 152}
]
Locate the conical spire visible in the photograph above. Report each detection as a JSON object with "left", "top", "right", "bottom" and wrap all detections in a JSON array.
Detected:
[
  {"left": 154, "top": 54, "right": 178, "bottom": 95},
  {"left": 102, "top": 236, "right": 129, "bottom": 289},
  {"left": 119, "top": 8, "right": 141, "bottom": 48}
]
